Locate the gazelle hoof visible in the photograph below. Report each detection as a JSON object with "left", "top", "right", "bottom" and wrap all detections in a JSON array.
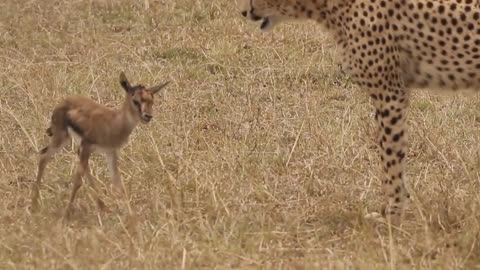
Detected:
[
  {"left": 97, "top": 199, "right": 111, "bottom": 213},
  {"left": 111, "top": 185, "right": 125, "bottom": 198}
]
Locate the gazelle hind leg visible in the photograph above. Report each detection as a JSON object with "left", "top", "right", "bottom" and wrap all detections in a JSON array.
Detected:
[{"left": 32, "top": 131, "right": 69, "bottom": 211}]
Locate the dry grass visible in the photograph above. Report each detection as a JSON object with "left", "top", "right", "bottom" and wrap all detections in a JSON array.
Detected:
[{"left": 2, "top": 0, "right": 480, "bottom": 268}]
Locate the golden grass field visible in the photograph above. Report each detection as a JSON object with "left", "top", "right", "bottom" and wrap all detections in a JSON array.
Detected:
[{"left": 2, "top": 0, "right": 480, "bottom": 268}]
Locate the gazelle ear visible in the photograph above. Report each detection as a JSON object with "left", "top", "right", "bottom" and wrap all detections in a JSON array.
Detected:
[
  {"left": 148, "top": 81, "right": 170, "bottom": 94},
  {"left": 119, "top": 72, "right": 132, "bottom": 92}
]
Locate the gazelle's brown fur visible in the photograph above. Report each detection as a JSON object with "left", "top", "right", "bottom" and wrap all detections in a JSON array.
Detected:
[{"left": 32, "top": 72, "right": 169, "bottom": 217}]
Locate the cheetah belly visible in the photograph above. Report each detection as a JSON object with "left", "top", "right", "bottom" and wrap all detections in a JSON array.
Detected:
[
  {"left": 398, "top": 3, "right": 480, "bottom": 91},
  {"left": 401, "top": 50, "right": 480, "bottom": 91},
  {"left": 402, "top": 50, "right": 480, "bottom": 90}
]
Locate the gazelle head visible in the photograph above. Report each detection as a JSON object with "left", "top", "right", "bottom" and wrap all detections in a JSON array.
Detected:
[{"left": 119, "top": 72, "right": 169, "bottom": 124}]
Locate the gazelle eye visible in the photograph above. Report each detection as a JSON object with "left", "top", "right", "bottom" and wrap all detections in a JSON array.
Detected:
[{"left": 133, "top": 100, "right": 140, "bottom": 106}]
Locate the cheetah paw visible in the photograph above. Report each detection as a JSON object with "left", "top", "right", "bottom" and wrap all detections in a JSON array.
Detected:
[{"left": 364, "top": 212, "right": 385, "bottom": 222}]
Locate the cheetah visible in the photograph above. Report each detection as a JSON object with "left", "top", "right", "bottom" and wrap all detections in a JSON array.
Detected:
[{"left": 239, "top": 0, "right": 480, "bottom": 223}]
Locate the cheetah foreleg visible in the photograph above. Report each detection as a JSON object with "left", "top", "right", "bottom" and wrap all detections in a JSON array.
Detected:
[{"left": 368, "top": 87, "right": 411, "bottom": 224}]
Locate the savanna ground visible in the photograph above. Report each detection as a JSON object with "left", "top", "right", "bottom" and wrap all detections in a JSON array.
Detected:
[{"left": 2, "top": 0, "right": 480, "bottom": 269}]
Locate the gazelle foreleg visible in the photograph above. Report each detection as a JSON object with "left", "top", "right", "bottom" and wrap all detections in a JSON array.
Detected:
[
  {"left": 106, "top": 150, "right": 125, "bottom": 197},
  {"left": 64, "top": 141, "right": 92, "bottom": 218}
]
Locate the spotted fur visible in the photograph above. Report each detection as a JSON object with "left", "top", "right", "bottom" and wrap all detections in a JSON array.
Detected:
[{"left": 240, "top": 0, "right": 480, "bottom": 223}]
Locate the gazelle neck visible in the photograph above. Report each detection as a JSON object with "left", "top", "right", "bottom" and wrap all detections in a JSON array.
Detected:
[{"left": 113, "top": 98, "right": 140, "bottom": 138}]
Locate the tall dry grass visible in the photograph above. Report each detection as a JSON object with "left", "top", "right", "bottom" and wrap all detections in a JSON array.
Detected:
[{"left": 1, "top": 0, "right": 480, "bottom": 268}]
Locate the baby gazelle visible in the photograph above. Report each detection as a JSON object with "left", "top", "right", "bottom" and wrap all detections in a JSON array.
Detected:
[{"left": 32, "top": 72, "right": 169, "bottom": 217}]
